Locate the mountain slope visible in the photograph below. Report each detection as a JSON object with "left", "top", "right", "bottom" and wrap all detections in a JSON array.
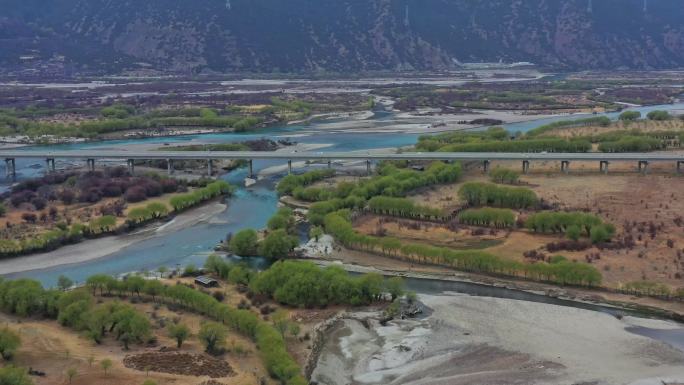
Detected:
[{"left": 2, "top": 0, "right": 684, "bottom": 74}]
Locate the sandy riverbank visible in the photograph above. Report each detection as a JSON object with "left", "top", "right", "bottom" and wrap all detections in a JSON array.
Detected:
[
  {"left": 311, "top": 293, "right": 684, "bottom": 385},
  {"left": 0, "top": 201, "right": 226, "bottom": 275}
]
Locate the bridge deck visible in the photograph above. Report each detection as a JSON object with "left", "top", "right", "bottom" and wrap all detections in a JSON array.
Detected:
[{"left": 0, "top": 150, "right": 683, "bottom": 162}]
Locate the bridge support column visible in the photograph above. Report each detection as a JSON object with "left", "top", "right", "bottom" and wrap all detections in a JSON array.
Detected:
[
  {"left": 638, "top": 160, "right": 649, "bottom": 175},
  {"left": 561, "top": 160, "right": 570, "bottom": 174},
  {"left": 327, "top": 159, "right": 332, "bottom": 169},
  {"left": 677, "top": 161, "right": 683, "bottom": 174},
  {"left": 483, "top": 160, "right": 490, "bottom": 173},
  {"left": 522, "top": 160, "right": 530, "bottom": 174},
  {"left": 248, "top": 159, "right": 253, "bottom": 178},
  {"left": 127, "top": 159, "right": 135, "bottom": 176},
  {"left": 86, "top": 159, "right": 95, "bottom": 172},
  {"left": 5, "top": 158, "right": 15, "bottom": 180},
  {"left": 288, "top": 160, "right": 292, "bottom": 175},
  {"left": 600, "top": 161, "right": 609, "bottom": 174},
  {"left": 367, "top": 160, "right": 372, "bottom": 176},
  {"left": 167, "top": 159, "right": 174, "bottom": 176},
  {"left": 207, "top": 159, "right": 213, "bottom": 177},
  {"left": 45, "top": 158, "right": 55, "bottom": 173}
]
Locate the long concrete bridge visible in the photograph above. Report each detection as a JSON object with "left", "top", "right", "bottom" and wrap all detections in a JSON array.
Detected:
[{"left": 2, "top": 150, "right": 684, "bottom": 178}]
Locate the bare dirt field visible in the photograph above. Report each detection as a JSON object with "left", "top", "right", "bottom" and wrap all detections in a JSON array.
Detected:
[{"left": 407, "top": 167, "right": 684, "bottom": 289}]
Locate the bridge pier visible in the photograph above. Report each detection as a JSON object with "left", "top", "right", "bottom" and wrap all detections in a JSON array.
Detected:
[
  {"left": 522, "top": 160, "right": 530, "bottom": 174},
  {"left": 167, "top": 159, "right": 174, "bottom": 176},
  {"left": 86, "top": 159, "right": 95, "bottom": 172},
  {"left": 638, "top": 160, "right": 649, "bottom": 175},
  {"left": 288, "top": 160, "right": 292, "bottom": 175},
  {"left": 483, "top": 160, "right": 490, "bottom": 173},
  {"left": 561, "top": 160, "right": 570, "bottom": 174},
  {"left": 367, "top": 159, "right": 372, "bottom": 175},
  {"left": 45, "top": 158, "right": 55, "bottom": 173},
  {"left": 4, "top": 158, "right": 15, "bottom": 180},
  {"left": 248, "top": 159, "right": 254, "bottom": 178},
  {"left": 127, "top": 159, "right": 135, "bottom": 176},
  {"left": 207, "top": 159, "right": 213, "bottom": 177},
  {"left": 600, "top": 161, "right": 609, "bottom": 174},
  {"left": 327, "top": 159, "right": 332, "bottom": 169}
]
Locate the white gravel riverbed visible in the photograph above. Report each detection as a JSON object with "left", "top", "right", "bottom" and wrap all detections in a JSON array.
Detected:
[{"left": 311, "top": 293, "right": 684, "bottom": 385}]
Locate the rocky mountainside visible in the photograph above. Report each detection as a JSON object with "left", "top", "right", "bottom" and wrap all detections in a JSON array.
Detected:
[{"left": 2, "top": 0, "right": 684, "bottom": 75}]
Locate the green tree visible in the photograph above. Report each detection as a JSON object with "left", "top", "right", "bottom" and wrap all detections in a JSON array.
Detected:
[
  {"left": 590, "top": 225, "right": 611, "bottom": 244},
  {"left": 167, "top": 323, "right": 191, "bottom": 348},
  {"left": 566, "top": 224, "right": 582, "bottom": 241},
  {"left": 309, "top": 226, "right": 324, "bottom": 242},
  {"left": 271, "top": 310, "right": 290, "bottom": 337},
  {"left": 229, "top": 229, "right": 259, "bottom": 256},
  {"left": 146, "top": 202, "right": 169, "bottom": 218},
  {"left": 57, "top": 275, "right": 73, "bottom": 291},
  {"left": 101, "top": 359, "right": 112, "bottom": 376},
  {"left": 618, "top": 111, "right": 641, "bottom": 121},
  {"left": 0, "top": 328, "right": 21, "bottom": 361},
  {"left": 384, "top": 277, "right": 404, "bottom": 301},
  {"left": 289, "top": 323, "right": 301, "bottom": 338},
  {"left": 258, "top": 229, "right": 299, "bottom": 259},
  {"left": 66, "top": 368, "right": 77, "bottom": 384},
  {"left": 125, "top": 276, "right": 145, "bottom": 297},
  {"left": 143, "top": 280, "right": 165, "bottom": 301},
  {"left": 647, "top": 110, "right": 670, "bottom": 121},
  {"left": 127, "top": 207, "right": 152, "bottom": 224},
  {"left": 198, "top": 322, "right": 226, "bottom": 354}
]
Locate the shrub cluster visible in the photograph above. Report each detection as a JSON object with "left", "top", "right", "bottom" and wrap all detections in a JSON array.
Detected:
[
  {"left": 525, "top": 116, "right": 611, "bottom": 137},
  {"left": 597, "top": 136, "right": 664, "bottom": 152},
  {"left": 458, "top": 182, "right": 538, "bottom": 209},
  {"left": 307, "top": 162, "right": 462, "bottom": 224},
  {"left": 647, "top": 110, "right": 671, "bottom": 121},
  {"left": 618, "top": 111, "right": 641, "bottom": 121},
  {"left": 436, "top": 138, "right": 591, "bottom": 153},
  {"left": 169, "top": 181, "right": 234, "bottom": 211},
  {"left": 621, "top": 281, "right": 680, "bottom": 297},
  {"left": 251, "top": 260, "right": 401, "bottom": 307},
  {"left": 367, "top": 196, "right": 444, "bottom": 220},
  {"left": 276, "top": 169, "right": 335, "bottom": 196},
  {"left": 323, "top": 211, "right": 602, "bottom": 286},
  {"left": 8, "top": 168, "right": 180, "bottom": 207},
  {"left": 0, "top": 278, "right": 151, "bottom": 349},
  {"left": 489, "top": 167, "right": 520, "bottom": 184},
  {"left": 458, "top": 208, "right": 516, "bottom": 228},
  {"left": 525, "top": 211, "right": 615, "bottom": 244}
]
